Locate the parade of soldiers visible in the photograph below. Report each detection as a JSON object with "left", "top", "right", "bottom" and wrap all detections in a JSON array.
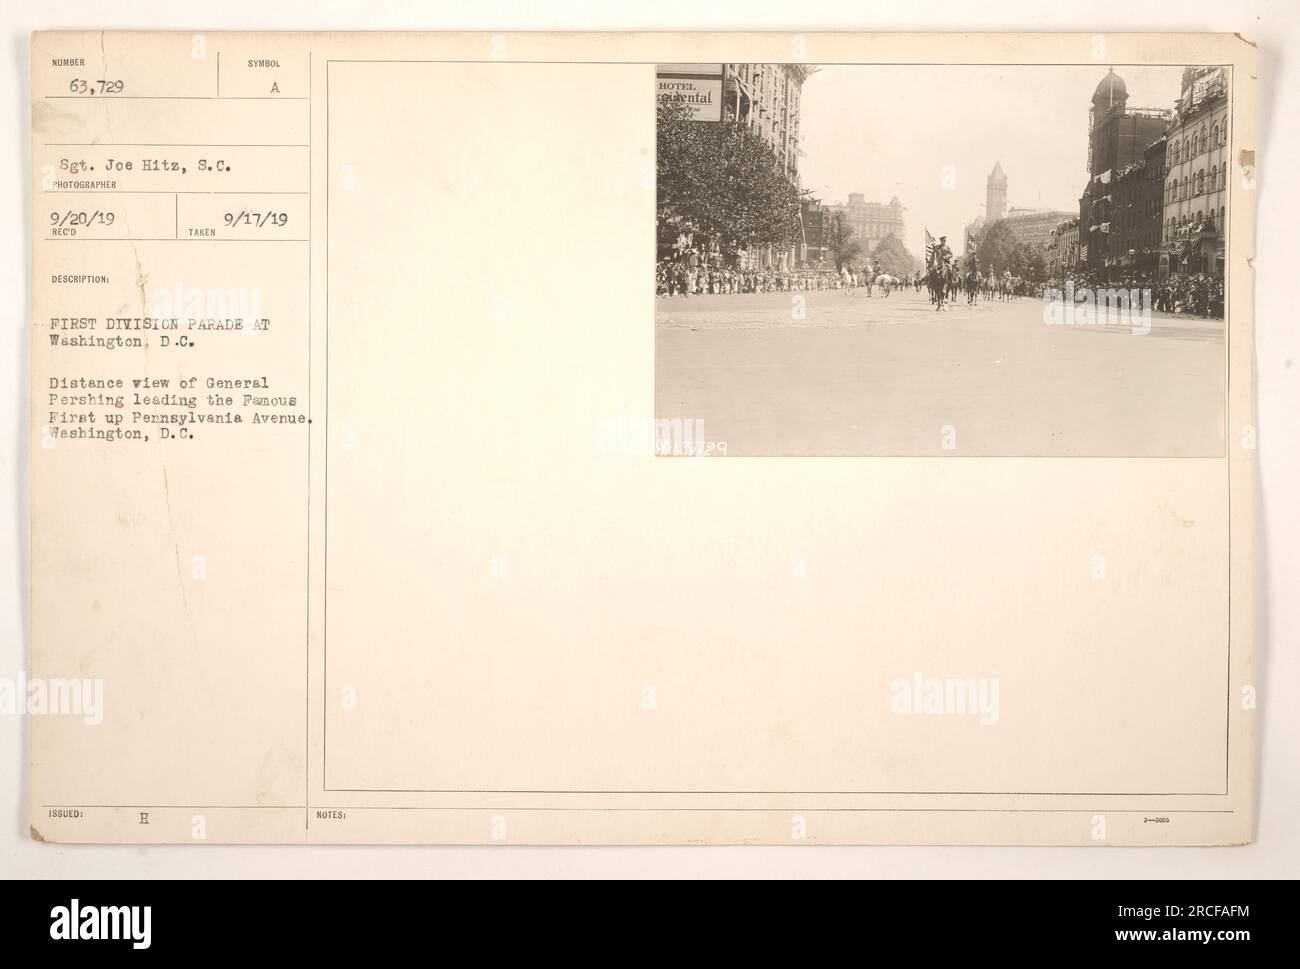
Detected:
[
  {"left": 656, "top": 229, "right": 1222, "bottom": 321},
  {"left": 655, "top": 259, "right": 908, "bottom": 299}
]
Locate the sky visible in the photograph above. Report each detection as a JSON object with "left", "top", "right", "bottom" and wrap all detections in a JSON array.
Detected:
[{"left": 798, "top": 64, "right": 1188, "bottom": 255}]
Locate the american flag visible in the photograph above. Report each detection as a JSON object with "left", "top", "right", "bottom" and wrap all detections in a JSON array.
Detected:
[
  {"left": 925, "top": 228, "right": 936, "bottom": 264},
  {"left": 1080, "top": 243, "right": 1089, "bottom": 262}
]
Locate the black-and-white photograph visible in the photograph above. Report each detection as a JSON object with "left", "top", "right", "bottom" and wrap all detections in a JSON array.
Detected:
[{"left": 655, "top": 63, "right": 1232, "bottom": 456}]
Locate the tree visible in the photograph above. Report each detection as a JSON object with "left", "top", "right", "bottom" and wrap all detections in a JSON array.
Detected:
[
  {"left": 826, "top": 212, "right": 861, "bottom": 270},
  {"left": 974, "top": 220, "right": 1048, "bottom": 280},
  {"left": 656, "top": 99, "right": 804, "bottom": 262},
  {"left": 975, "top": 220, "right": 1020, "bottom": 275},
  {"left": 871, "top": 233, "right": 916, "bottom": 277},
  {"left": 1021, "top": 247, "right": 1047, "bottom": 282}
]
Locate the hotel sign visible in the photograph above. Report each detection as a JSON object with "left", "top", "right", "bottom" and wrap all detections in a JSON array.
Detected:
[{"left": 656, "top": 64, "right": 724, "bottom": 122}]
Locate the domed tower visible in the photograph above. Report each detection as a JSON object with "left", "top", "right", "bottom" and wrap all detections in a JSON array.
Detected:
[
  {"left": 1091, "top": 67, "right": 1129, "bottom": 113},
  {"left": 1080, "top": 68, "right": 1166, "bottom": 273},
  {"left": 986, "top": 161, "right": 1007, "bottom": 223},
  {"left": 1086, "top": 68, "right": 1141, "bottom": 178}
]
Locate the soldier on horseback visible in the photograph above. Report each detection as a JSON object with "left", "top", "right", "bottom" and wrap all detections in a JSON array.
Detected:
[
  {"left": 964, "top": 254, "right": 981, "bottom": 307},
  {"left": 928, "top": 234, "right": 953, "bottom": 311}
]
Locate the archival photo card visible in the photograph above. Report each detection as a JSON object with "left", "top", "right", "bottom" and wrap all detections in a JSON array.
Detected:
[
  {"left": 655, "top": 62, "right": 1234, "bottom": 457},
  {"left": 27, "top": 31, "right": 1256, "bottom": 846}
]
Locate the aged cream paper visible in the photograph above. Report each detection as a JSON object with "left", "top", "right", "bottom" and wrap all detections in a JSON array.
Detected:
[{"left": 28, "top": 31, "right": 1257, "bottom": 844}]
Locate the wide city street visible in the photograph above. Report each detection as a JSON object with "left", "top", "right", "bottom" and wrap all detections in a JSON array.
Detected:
[{"left": 656, "top": 287, "right": 1226, "bottom": 456}]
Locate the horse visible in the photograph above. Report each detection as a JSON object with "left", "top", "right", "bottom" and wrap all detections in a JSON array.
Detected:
[
  {"left": 927, "top": 263, "right": 948, "bottom": 311},
  {"left": 964, "top": 268, "right": 981, "bottom": 307},
  {"left": 872, "top": 272, "right": 899, "bottom": 297}
]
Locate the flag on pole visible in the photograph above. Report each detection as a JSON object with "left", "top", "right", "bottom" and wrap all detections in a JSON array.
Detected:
[
  {"left": 1080, "top": 242, "right": 1089, "bottom": 261},
  {"left": 925, "top": 228, "right": 936, "bottom": 266}
]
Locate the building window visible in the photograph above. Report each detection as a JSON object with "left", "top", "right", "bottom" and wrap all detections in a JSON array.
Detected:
[
  {"left": 1218, "top": 167, "right": 1226, "bottom": 190},
  {"left": 1196, "top": 169, "right": 1205, "bottom": 194},
  {"left": 1211, "top": 123, "right": 1220, "bottom": 147}
]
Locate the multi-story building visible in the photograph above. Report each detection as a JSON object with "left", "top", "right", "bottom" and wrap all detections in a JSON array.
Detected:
[
  {"left": 829, "top": 193, "right": 907, "bottom": 250},
  {"left": 1047, "top": 219, "right": 1081, "bottom": 280},
  {"left": 1161, "top": 66, "right": 1229, "bottom": 276},
  {"left": 657, "top": 63, "right": 814, "bottom": 267},
  {"left": 1139, "top": 137, "right": 1169, "bottom": 271},
  {"left": 999, "top": 206, "right": 1077, "bottom": 253},
  {"left": 964, "top": 162, "right": 1071, "bottom": 271},
  {"left": 963, "top": 161, "right": 1008, "bottom": 253},
  {"left": 800, "top": 199, "right": 832, "bottom": 265},
  {"left": 721, "top": 63, "right": 815, "bottom": 269},
  {"left": 961, "top": 161, "right": 1073, "bottom": 264},
  {"left": 986, "top": 161, "right": 1008, "bottom": 223},
  {"left": 1108, "top": 162, "right": 1145, "bottom": 272},
  {"left": 1105, "top": 135, "right": 1166, "bottom": 275},
  {"left": 722, "top": 63, "right": 812, "bottom": 187},
  {"left": 1061, "top": 222, "right": 1081, "bottom": 272},
  {"left": 1079, "top": 69, "right": 1172, "bottom": 274}
]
